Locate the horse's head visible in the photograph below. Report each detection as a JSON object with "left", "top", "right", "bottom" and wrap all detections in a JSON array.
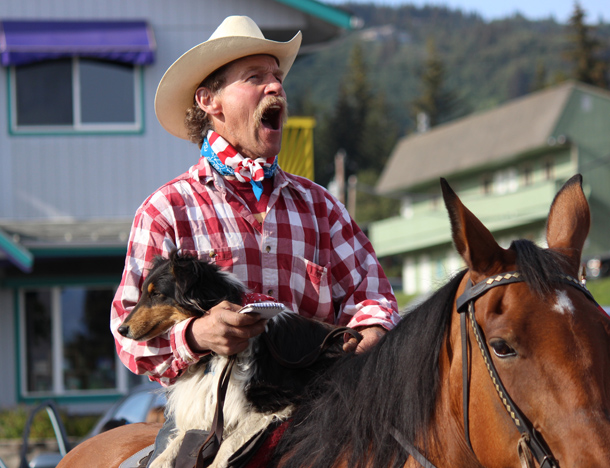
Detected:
[{"left": 441, "top": 175, "right": 610, "bottom": 467}]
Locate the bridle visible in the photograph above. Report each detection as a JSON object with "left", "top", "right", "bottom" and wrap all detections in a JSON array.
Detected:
[{"left": 391, "top": 270, "right": 598, "bottom": 468}]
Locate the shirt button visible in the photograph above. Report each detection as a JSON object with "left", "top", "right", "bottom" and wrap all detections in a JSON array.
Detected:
[
  {"left": 209, "top": 250, "right": 216, "bottom": 258},
  {"left": 265, "top": 245, "right": 271, "bottom": 253}
]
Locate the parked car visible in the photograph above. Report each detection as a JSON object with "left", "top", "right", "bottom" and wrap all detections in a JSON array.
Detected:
[{"left": 20, "top": 382, "right": 165, "bottom": 468}]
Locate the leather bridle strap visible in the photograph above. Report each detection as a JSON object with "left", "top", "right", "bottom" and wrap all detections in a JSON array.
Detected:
[
  {"left": 456, "top": 271, "right": 597, "bottom": 468},
  {"left": 388, "top": 424, "right": 438, "bottom": 468}
]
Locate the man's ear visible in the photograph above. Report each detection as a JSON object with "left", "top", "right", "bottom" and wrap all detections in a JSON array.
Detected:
[{"left": 195, "top": 87, "right": 222, "bottom": 116}]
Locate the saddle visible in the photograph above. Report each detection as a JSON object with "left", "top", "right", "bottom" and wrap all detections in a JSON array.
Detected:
[{"left": 119, "top": 419, "right": 287, "bottom": 468}]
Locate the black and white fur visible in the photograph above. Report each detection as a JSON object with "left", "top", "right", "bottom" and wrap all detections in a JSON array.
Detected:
[{"left": 118, "top": 251, "right": 345, "bottom": 468}]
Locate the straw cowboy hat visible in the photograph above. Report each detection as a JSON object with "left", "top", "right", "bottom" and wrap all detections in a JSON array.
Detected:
[{"left": 155, "top": 15, "right": 302, "bottom": 140}]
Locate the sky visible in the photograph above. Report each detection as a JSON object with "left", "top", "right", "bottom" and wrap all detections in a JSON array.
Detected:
[{"left": 322, "top": 0, "right": 609, "bottom": 24}]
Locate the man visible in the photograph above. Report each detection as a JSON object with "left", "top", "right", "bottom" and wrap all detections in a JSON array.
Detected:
[{"left": 111, "top": 15, "right": 400, "bottom": 463}]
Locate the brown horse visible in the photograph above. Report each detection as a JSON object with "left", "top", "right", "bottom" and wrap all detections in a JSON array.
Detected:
[{"left": 58, "top": 175, "right": 610, "bottom": 468}]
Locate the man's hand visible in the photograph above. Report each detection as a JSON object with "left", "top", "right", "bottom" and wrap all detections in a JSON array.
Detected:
[
  {"left": 185, "top": 301, "right": 267, "bottom": 356},
  {"left": 343, "top": 325, "right": 387, "bottom": 354}
]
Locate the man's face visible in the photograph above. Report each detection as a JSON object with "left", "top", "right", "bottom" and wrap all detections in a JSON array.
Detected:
[{"left": 200, "top": 55, "right": 288, "bottom": 160}]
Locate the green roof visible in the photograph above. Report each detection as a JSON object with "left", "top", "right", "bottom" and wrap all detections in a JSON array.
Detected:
[
  {"left": 0, "top": 228, "right": 33, "bottom": 272},
  {"left": 274, "top": 0, "right": 361, "bottom": 30}
]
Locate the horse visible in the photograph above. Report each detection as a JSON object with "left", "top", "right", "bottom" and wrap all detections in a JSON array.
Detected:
[{"left": 58, "top": 174, "right": 610, "bottom": 468}]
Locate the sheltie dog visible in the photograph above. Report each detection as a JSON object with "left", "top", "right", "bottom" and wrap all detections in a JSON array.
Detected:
[{"left": 118, "top": 250, "right": 349, "bottom": 468}]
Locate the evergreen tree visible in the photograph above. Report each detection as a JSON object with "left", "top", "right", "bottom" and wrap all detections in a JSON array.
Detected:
[
  {"left": 314, "top": 42, "right": 398, "bottom": 186},
  {"left": 531, "top": 60, "right": 548, "bottom": 92},
  {"left": 411, "top": 39, "right": 466, "bottom": 129},
  {"left": 565, "top": 2, "right": 608, "bottom": 88}
]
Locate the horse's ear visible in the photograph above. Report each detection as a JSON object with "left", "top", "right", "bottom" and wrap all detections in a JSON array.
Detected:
[
  {"left": 441, "top": 178, "right": 513, "bottom": 278},
  {"left": 546, "top": 174, "right": 590, "bottom": 276}
]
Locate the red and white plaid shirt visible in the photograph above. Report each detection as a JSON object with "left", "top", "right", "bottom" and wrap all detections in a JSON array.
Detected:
[{"left": 111, "top": 157, "right": 400, "bottom": 386}]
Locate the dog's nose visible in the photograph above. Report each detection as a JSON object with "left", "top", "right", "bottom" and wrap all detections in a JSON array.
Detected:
[{"left": 117, "top": 325, "right": 130, "bottom": 337}]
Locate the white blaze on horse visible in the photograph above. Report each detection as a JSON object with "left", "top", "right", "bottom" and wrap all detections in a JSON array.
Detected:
[{"left": 57, "top": 175, "right": 610, "bottom": 468}]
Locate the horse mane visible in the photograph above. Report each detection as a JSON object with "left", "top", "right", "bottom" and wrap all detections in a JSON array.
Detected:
[
  {"left": 271, "top": 270, "right": 467, "bottom": 468},
  {"left": 271, "top": 239, "right": 570, "bottom": 468}
]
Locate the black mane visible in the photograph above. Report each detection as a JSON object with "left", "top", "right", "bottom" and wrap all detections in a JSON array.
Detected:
[
  {"left": 271, "top": 270, "right": 467, "bottom": 468},
  {"left": 510, "top": 239, "right": 571, "bottom": 296},
  {"left": 271, "top": 239, "right": 570, "bottom": 468}
]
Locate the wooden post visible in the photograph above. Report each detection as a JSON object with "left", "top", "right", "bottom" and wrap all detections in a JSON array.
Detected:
[
  {"left": 348, "top": 174, "right": 357, "bottom": 219},
  {"left": 334, "top": 149, "right": 346, "bottom": 205}
]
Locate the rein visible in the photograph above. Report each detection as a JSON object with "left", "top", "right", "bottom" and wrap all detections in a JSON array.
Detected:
[
  {"left": 391, "top": 271, "right": 597, "bottom": 468},
  {"left": 200, "top": 326, "right": 362, "bottom": 466},
  {"left": 263, "top": 326, "right": 362, "bottom": 369}
]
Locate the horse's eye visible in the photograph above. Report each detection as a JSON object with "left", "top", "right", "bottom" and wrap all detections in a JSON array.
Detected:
[{"left": 490, "top": 339, "right": 517, "bottom": 358}]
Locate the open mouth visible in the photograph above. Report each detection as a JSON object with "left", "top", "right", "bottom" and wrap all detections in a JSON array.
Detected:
[
  {"left": 256, "top": 97, "right": 287, "bottom": 131},
  {"left": 261, "top": 104, "right": 283, "bottom": 130}
]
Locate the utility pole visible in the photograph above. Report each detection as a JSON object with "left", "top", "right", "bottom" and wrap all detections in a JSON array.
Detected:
[
  {"left": 334, "top": 149, "right": 346, "bottom": 205},
  {"left": 347, "top": 174, "right": 357, "bottom": 219}
]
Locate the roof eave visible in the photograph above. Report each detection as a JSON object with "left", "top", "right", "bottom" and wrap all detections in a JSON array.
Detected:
[{"left": 274, "top": 0, "right": 362, "bottom": 30}]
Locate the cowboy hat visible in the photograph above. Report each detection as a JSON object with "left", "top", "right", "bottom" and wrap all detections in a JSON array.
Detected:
[{"left": 155, "top": 15, "right": 302, "bottom": 140}]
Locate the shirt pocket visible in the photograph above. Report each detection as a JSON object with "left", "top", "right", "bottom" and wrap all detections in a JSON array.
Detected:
[
  {"left": 289, "top": 256, "right": 334, "bottom": 322},
  {"left": 181, "top": 247, "right": 236, "bottom": 269},
  {"left": 203, "top": 247, "right": 236, "bottom": 269}
]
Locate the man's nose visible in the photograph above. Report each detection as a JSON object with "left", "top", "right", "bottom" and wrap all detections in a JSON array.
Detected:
[{"left": 265, "top": 78, "right": 284, "bottom": 96}]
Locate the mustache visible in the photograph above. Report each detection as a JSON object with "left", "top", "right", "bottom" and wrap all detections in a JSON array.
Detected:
[{"left": 254, "top": 96, "right": 288, "bottom": 129}]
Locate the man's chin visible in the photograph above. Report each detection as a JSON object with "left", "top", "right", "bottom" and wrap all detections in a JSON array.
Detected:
[{"left": 256, "top": 130, "right": 282, "bottom": 158}]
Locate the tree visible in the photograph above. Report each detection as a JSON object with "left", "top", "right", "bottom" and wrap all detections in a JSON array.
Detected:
[
  {"left": 564, "top": 2, "right": 608, "bottom": 88},
  {"left": 411, "top": 39, "right": 467, "bottom": 129},
  {"left": 314, "top": 42, "right": 398, "bottom": 187},
  {"left": 531, "top": 60, "right": 548, "bottom": 92}
]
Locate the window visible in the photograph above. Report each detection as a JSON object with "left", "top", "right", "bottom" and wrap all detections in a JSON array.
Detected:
[
  {"left": 11, "top": 57, "right": 141, "bottom": 133},
  {"left": 521, "top": 164, "right": 533, "bottom": 186},
  {"left": 543, "top": 158, "right": 554, "bottom": 180},
  {"left": 481, "top": 174, "right": 493, "bottom": 195},
  {"left": 493, "top": 168, "right": 518, "bottom": 195},
  {"left": 21, "top": 286, "right": 121, "bottom": 396}
]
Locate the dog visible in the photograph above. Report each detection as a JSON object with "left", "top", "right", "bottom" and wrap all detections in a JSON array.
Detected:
[{"left": 118, "top": 250, "right": 349, "bottom": 468}]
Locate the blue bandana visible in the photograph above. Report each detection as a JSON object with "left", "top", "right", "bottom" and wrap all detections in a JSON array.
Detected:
[{"left": 200, "top": 135, "right": 278, "bottom": 201}]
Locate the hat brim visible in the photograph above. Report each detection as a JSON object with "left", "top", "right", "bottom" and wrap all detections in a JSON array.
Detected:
[{"left": 155, "top": 32, "right": 302, "bottom": 140}]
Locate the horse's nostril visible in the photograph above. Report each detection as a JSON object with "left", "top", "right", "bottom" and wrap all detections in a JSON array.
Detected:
[{"left": 117, "top": 325, "right": 129, "bottom": 337}]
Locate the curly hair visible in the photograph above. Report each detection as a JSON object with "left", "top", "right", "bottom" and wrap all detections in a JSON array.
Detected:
[{"left": 184, "top": 63, "right": 230, "bottom": 146}]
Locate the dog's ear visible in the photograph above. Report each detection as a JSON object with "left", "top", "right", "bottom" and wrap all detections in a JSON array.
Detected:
[{"left": 170, "top": 253, "right": 202, "bottom": 302}]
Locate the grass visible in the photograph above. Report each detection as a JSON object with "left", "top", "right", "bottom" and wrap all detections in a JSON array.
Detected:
[
  {"left": 586, "top": 276, "right": 610, "bottom": 306},
  {"left": 0, "top": 407, "right": 98, "bottom": 440}
]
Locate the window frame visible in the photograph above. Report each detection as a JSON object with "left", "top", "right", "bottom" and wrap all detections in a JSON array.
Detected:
[
  {"left": 17, "top": 284, "right": 131, "bottom": 401},
  {"left": 7, "top": 57, "right": 144, "bottom": 136}
]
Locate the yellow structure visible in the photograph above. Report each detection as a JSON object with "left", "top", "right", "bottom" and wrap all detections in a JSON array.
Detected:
[{"left": 278, "top": 116, "right": 316, "bottom": 180}]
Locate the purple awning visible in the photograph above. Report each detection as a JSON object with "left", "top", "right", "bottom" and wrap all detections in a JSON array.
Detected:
[{"left": 0, "top": 20, "right": 156, "bottom": 66}]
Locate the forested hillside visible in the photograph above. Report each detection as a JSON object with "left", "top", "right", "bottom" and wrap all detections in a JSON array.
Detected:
[
  {"left": 288, "top": 3, "right": 609, "bottom": 130},
  {"left": 283, "top": 2, "right": 610, "bottom": 222}
]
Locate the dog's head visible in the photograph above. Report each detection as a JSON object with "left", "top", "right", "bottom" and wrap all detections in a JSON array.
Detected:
[{"left": 118, "top": 250, "right": 246, "bottom": 341}]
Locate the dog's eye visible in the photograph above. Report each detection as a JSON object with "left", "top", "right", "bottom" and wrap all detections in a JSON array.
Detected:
[{"left": 149, "top": 290, "right": 163, "bottom": 298}]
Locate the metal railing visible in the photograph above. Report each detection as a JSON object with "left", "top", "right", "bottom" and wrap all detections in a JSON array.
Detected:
[{"left": 19, "top": 400, "right": 71, "bottom": 468}]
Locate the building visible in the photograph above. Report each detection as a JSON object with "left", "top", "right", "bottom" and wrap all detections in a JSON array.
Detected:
[
  {"left": 0, "top": 0, "right": 357, "bottom": 412},
  {"left": 369, "top": 81, "right": 610, "bottom": 296}
]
